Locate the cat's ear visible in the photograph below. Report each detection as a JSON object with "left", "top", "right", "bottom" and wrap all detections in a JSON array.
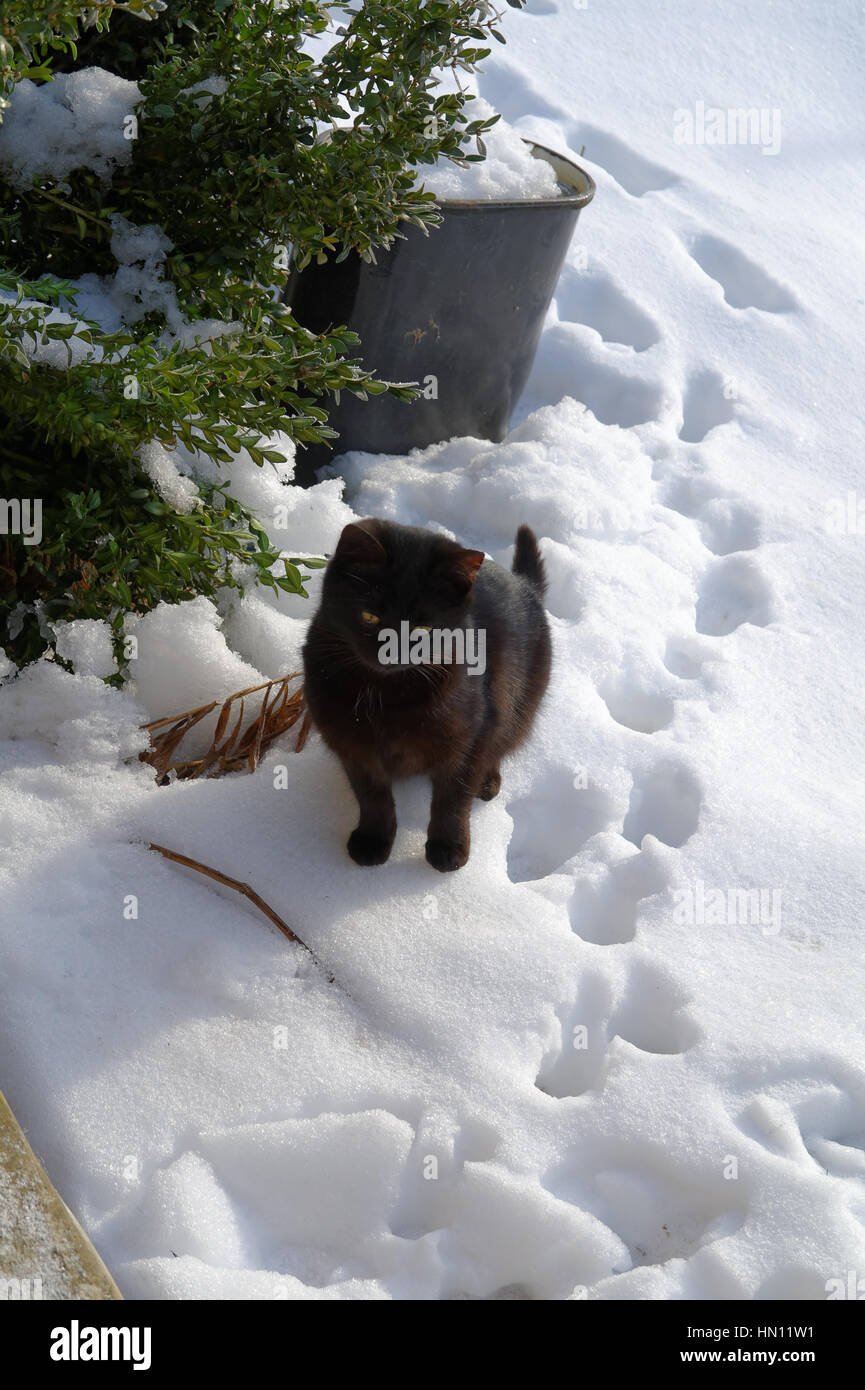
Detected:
[
  {"left": 333, "top": 518, "right": 387, "bottom": 567},
  {"left": 450, "top": 547, "right": 485, "bottom": 591}
]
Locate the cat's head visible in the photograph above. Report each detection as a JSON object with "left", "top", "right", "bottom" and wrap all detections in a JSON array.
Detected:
[{"left": 318, "top": 518, "right": 485, "bottom": 673}]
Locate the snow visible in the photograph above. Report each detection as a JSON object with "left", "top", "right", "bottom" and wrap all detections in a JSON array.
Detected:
[
  {"left": 179, "top": 77, "right": 229, "bottom": 106},
  {"left": 0, "top": 70, "right": 140, "bottom": 185},
  {"left": 69, "top": 216, "right": 186, "bottom": 336},
  {"left": 417, "top": 96, "right": 562, "bottom": 200},
  {"left": 2, "top": 0, "right": 865, "bottom": 1301},
  {"left": 52, "top": 619, "right": 117, "bottom": 682},
  {"left": 137, "top": 441, "right": 201, "bottom": 515}
]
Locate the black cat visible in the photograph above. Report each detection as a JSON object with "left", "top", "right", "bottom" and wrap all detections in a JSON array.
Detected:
[{"left": 302, "top": 518, "right": 551, "bottom": 871}]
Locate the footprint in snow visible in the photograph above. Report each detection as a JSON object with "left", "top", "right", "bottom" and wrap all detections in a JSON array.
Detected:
[
  {"left": 568, "top": 121, "right": 678, "bottom": 197},
  {"left": 525, "top": 322, "right": 664, "bottom": 427},
  {"left": 622, "top": 758, "right": 702, "bottom": 850},
  {"left": 738, "top": 1083, "right": 865, "bottom": 1183},
  {"left": 662, "top": 635, "right": 718, "bottom": 680},
  {"left": 568, "top": 841, "right": 670, "bottom": 945},
  {"left": 476, "top": 61, "right": 565, "bottom": 130},
  {"left": 475, "top": 72, "right": 676, "bottom": 196},
  {"left": 687, "top": 232, "right": 799, "bottom": 312},
  {"left": 590, "top": 1169, "right": 746, "bottom": 1270},
  {"left": 535, "top": 958, "right": 700, "bottom": 1100},
  {"left": 600, "top": 680, "right": 675, "bottom": 734},
  {"left": 679, "top": 367, "right": 736, "bottom": 443},
  {"left": 544, "top": 1146, "right": 746, "bottom": 1271},
  {"left": 505, "top": 766, "right": 618, "bottom": 883},
  {"left": 695, "top": 555, "right": 773, "bottom": 636},
  {"left": 389, "top": 1115, "right": 502, "bottom": 1241},
  {"left": 555, "top": 261, "right": 661, "bottom": 352},
  {"left": 661, "top": 475, "right": 762, "bottom": 556},
  {"left": 697, "top": 497, "right": 762, "bottom": 556},
  {"left": 658, "top": 471, "right": 721, "bottom": 518}
]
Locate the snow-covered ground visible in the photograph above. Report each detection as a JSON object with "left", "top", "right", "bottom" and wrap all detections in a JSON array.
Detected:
[{"left": 2, "top": 0, "right": 865, "bottom": 1300}]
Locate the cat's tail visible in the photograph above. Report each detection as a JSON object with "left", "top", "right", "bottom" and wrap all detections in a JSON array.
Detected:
[{"left": 512, "top": 525, "right": 546, "bottom": 596}]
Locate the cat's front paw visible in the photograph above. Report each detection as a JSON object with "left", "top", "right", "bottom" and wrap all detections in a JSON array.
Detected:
[
  {"left": 348, "top": 828, "right": 394, "bottom": 866},
  {"left": 477, "top": 769, "right": 501, "bottom": 801},
  {"left": 425, "top": 836, "right": 469, "bottom": 872}
]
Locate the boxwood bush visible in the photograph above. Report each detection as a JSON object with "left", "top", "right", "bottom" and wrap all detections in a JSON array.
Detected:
[{"left": 0, "top": 0, "right": 524, "bottom": 674}]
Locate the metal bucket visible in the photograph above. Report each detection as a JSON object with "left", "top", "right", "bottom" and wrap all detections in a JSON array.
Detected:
[{"left": 285, "top": 142, "right": 596, "bottom": 485}]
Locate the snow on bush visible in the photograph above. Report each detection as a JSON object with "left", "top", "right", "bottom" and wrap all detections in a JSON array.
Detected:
[
  {"left": 419, "top": 97, "right": 561, "bottom": 200},
  {"left": 0, "top": 70, "right": 140, "bottom": 185}
]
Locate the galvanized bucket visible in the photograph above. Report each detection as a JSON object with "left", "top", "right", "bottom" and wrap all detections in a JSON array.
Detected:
[{"left": 285, "top": 142, "right": 596, "bottom": 485}]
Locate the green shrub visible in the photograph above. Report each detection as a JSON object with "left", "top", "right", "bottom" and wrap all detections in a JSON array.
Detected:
[{"left": 0, "top": 0, "right": 524, "bottom": 673}]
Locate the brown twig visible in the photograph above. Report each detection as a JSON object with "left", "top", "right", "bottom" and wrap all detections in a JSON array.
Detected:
[
  {"left": 148, "top": 842, "right": 334, "bottom": 984},
  {"left": 295, "top": 708, "right": 312, "bottom": 753},
  {"left": 139, "top": 673, "right": 308, "bottom": 782}
]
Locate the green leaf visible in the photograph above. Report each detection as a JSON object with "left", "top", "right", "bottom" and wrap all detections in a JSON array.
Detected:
[{"left": 0, "top": 0, "right": 519, "bottom": 677}]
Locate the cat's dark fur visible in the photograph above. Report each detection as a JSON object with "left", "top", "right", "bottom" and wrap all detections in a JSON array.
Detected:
[{"left": 302, "top": 517, "right": 551, "bottom": 871}]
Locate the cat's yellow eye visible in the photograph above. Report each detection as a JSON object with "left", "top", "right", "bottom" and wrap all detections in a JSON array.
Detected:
[
  {"left": 413, "top": 624, "right": 431, "bottom": 631},
  {"left": 361, "top": 611, "right": 380, "bottom": 625}
]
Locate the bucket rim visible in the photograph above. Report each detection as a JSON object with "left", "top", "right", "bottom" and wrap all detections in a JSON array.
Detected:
[{"left": 430, "top": 140, "right": 596, "bottom": 211}]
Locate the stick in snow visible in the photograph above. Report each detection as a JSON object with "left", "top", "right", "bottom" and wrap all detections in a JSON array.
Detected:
[{"left": 147, "top": 842, "right": 334, "bottom": 984}]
